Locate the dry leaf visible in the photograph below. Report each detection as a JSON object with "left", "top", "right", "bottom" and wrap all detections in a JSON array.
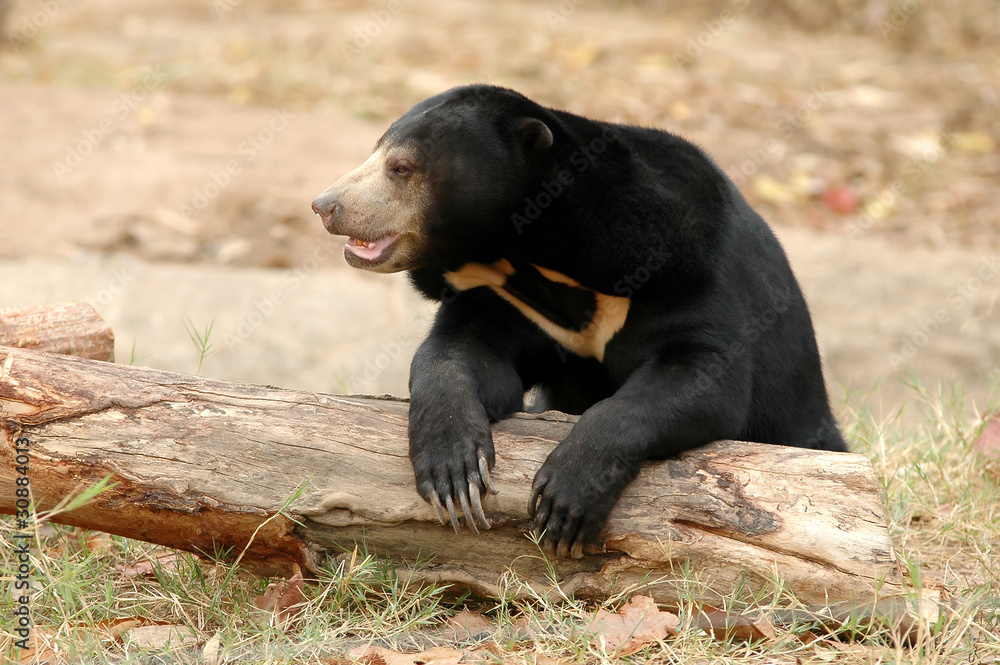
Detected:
[
  {"left": 695, "top": 605, "right": 776, "bottom": 642},
  {"left": 349, "top": 645, "right": 465, "bottom": 665},
  {"left": 116, "top": 552, "right": 180, "bottom": 579},
  {"left": 862, "top": 197, "right": 895, "bottom": 220},
  {"left": 511, "top": 615, "right": 540, "bottom": 641},
  {"left": 821, "top": 185, "right": 859, "bottom": 215},
  {"left": 584, "top": 595, "right": 679, "bottom": 654},
  {"left": 252, "top": 570, "right": 306, "bottom": 629},
  {"left": 96, "top": 617, "right": 144, "bottom": 641},
  {"left": 465, "top": 644, "right": 502, "bottom": 663},
  {"left": 809, "top": 586, "right": 951, "bottom": 643},
  {"left": 668, "top": 100, "right": 691, "bottom": 120},
  {"left": 974, "top": 416, "right": 1000, "bottom": 459},
  {"left": 751, "top": 174, "right": 797, "bottom": 205},
  {"left": 531, "top": 655, "right": 572, "bottom": 665},
  {"left": 50, "top": 526, "right": 91, "bottom": 558},
  {"left": 201, "top": 632, "right": 223, "bottom": 665},
  {"left": 952, "top": 131, "right": 996, "bottom": 154},
  {"left": 788, "top": 171, "right": 827, "bottom": 198},
  {"left": 567, "top": 43, "right": 601, "bottom": 69},
  {"left": 889, "top": 131, "right": 942, "bottom": 159},
  {"left": 126, "top": 624, "right": 198, "bottom": 649},
  {"left": 876, "top": 583, "right": 949, "bottom": 639},
  {"left": 439, "top": 610, "right": 495, "bottom": 641},
  {"left": 17, "top": 629, "right": 58, "bottom": 664},
  {"left": 798, "top": 630, "right": 822, "bottom": 645},
  {"left": 85, "top": 532, "right": 116, "bottom": 555}
]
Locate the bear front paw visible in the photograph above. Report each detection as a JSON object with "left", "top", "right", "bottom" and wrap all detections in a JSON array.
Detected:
[
  {"left": 528, "top": 444, "right": 637, "bottom": 558},
  {"left": 409, "top": 404, "right": 497, "bottom": 534}
]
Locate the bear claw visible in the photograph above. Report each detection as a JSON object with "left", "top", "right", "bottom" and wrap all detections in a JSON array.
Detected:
[
  {"left": 468, "top": 482, "right": 490, "bottom": 529},
  {"left": 429, "top": 493, "right": 447, "bottom": 526},
  {"left": 433, "top": 481, "right": 492, "bottom": 534},
  {"left": 479, "top": 456, "right": 498, "bottom": 495},
  {"left": 458, "top": 489, "right": 479, "bottom": 535},
  {"left": 443, "top": 493, "right": 461, "bottom": 534}
]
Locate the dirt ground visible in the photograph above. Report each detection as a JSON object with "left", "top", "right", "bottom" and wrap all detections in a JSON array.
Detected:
[{"left": 1, "top": 0, "right": 998, "bottom": 416}]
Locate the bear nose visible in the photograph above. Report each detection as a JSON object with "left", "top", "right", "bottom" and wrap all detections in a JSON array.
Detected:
[{"left": 311, "top": 190, "right": 341, "bottom": 233}]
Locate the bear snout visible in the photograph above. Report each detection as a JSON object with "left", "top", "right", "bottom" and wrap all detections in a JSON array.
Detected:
[{"left": 311, "top": 190, "right": 342, "bottom": 233}]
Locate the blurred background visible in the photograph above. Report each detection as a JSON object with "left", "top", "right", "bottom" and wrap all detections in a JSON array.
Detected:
[{"left": 1, "top": 0, "right": 998, "bottom": 419}]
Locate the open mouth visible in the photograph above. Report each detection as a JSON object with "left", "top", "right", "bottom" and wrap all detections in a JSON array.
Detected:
[{"left": 344, "top": 233, "right": 401, "bottom": 267}]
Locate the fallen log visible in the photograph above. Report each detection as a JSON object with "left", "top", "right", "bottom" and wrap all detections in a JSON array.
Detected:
[
  {"left": 0, "top": 345, "right": 904, "bottom": 607},
  {"left": 0, "top": 301, "right": 114, "bottom": 362}
]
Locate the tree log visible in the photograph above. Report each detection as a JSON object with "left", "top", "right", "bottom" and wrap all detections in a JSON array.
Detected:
[
  {"left": 0, "top": 302, "right": 114, "bottom": 362},
  {"left": 0, "top": 345, "right": 904, "bottom": 607}
]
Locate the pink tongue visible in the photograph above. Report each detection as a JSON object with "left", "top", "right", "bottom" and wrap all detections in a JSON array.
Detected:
[{"left": 345, "top": 234, "right": 399, "bottom": 261}]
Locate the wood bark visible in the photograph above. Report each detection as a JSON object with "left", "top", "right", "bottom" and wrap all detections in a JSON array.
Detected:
[
  {"left": 0, "top": 345, "right": 904, "bottom": 607},
  {"left": 0, "top": 302, "right": 114, "bottom": 362}
]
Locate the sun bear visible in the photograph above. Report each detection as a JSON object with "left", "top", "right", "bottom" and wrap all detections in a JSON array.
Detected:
[{"left": 311, "top": 85, "right": 847, "bottom": 558}]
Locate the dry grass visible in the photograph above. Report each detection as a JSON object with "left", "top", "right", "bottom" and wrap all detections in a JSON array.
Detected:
[
  {"left": 1, "top": 2, "right": 998, "bottom": 661},
  {"left": 2, "top": 377, "right": 998, "bottom": 664},
  {"left": 2, "top": 0, "right": 998, "bottom": 250}
]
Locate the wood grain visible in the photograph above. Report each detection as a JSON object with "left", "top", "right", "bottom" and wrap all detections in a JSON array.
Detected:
[
  {"left": 0, "top": 345, "right": 903, "bottom": 606},
  {"left": 0, "top": 301, "right": 114, "bottom": 362}
]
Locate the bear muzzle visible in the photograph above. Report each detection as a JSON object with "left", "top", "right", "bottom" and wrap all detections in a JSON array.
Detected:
[
  {"left": 311, "top": 189, "right": 342, "bottom": 234},
  {"left": 311, "top": 186, "right": 415, "bottom": 271}
]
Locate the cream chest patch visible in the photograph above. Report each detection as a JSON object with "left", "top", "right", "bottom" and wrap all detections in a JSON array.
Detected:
[{"left": 445, "top": 260, "right": 630, "bottom": 361}]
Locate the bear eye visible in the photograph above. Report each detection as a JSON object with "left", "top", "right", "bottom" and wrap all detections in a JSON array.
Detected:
[{"left": 391, "top": 161, "right": 412, "bottom": 177}]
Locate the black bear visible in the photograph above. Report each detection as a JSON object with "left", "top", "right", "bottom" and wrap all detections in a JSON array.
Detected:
[{"left": 312, "top": 85, "right": 847, "bottom": 558}]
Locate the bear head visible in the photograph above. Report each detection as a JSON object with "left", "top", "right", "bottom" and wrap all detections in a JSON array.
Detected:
[{"left": 312, "top": 85, "right": 556, "bottom": 273}]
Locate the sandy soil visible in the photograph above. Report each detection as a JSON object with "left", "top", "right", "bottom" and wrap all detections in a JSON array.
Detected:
[{"left": 1, "top": 0, "right": 998, "bottom": 415}]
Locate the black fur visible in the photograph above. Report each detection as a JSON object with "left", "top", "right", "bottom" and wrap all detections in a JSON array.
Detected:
[{"left": 381, "top": 85, "right": 846, "bottom": 554}]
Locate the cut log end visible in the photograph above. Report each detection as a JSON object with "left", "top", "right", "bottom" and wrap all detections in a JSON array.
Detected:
[{"left": 0, "top": 301, "right": 114, "bottom": 362}]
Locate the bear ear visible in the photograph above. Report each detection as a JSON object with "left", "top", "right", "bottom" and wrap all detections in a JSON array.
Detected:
[{"left": 516, "top": 118, "right": 554, "bottom": 155}]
